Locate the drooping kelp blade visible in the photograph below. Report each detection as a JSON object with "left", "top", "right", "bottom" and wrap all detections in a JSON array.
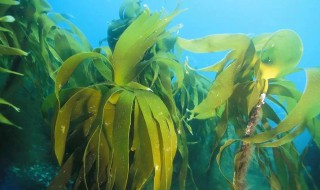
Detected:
[
  {"left": 135, "top": 90, "right": 177, "bottom": 190},
  {"left": 0, "top": 0, "right": 19, "bottom": 5},
  {"left": 254, "top": 30, "right": 303, "bottom": 79},
  {"left": 54, "top": 88, "right": 101, "bottom": 165},
  {"left": 244, "top": 68, "right": 320, "bottom": 145},
  {"left": 0, "top": 44, "right": 28, "bottom": 55},
  {"left": 177, "top": 34, "right": 255, "bottom": 119},
  {"left": 177, "top": 34, "right": 253, "bottom": 73},
  {"left": 112, "top": 9, "right": 181, "bottom": 85},
  {"left": 109, "top": 90, "right": 135, "bottom": 190}
]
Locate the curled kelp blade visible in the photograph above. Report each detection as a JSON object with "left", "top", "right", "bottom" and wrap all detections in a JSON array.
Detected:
[
  {"left": 254, "top": 29, "right": 303, "bottom": 79},
  {"left": 177, "top": 34, "right": 255, "bottom": 120},
  {"left": 243, "top": 68, "right": 320, "bottom": 145}
]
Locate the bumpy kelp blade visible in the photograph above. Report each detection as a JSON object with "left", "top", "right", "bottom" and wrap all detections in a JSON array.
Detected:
[
  {"left": 244, "top": 68, "right": 320, "bottom": 144},
  {"left": 135, "top": 90, "right": 177, "bottom": 190},
  {"left": 254, "top": 30, "right": 303, "bottom": 79},
  {"left": 112, "top": 9, "right": 181, "bottom": 85},
  {"left": 141, "top": 91, "right": 177, "bottom": 188},
  {"left": 129, "top": 99, "right": 154, "bottom": 189},
  {"left": 110, "top": 90, "right": 135, "bottom": 190}
]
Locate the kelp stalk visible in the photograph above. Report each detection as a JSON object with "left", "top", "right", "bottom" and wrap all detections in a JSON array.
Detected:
[{"left": 233, "top": 93, "right": 266, "bottom": 190}]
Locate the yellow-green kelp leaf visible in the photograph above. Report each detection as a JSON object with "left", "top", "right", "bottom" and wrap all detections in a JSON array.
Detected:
[
  {"left": 54, "top": 88, "right": 100, "bottom": 165},
  {"left": 0, "top": 15, "right": 15, "bottom": 22},
  {"left": 0, "top": 44, "right": 28, "bottom": 55},
  {"left": 177, "top": 34, "right": 254, "bottom": 120},
  {"left": 55, "top": 52, "right": 112, "bottom": 97},
  {"left": 135, "top": 90, "right": 177, "bottom": 190},
  {"left": 0, "top": 67, "right": 23, "bottom": 76},
  {"left": 243, "top": 68, "right": 320, "bottom": 145},
  {"left": 0, "top": 98, "right": 21, "bottom": 129},
  {"left": 0, "top": 0, "right": 19, "bottom": 5},
  {"left": 189, "top": 62, "right": 236, "bottom": 120},
  {"left": 110, "top": 90, "right": 135, "bottom": 190},
  {"left": 255, "top": 30, "right": 303, "bottom": 79},
  {"left": 0, "top": 113, "right": 22, "bottom": 129},
  {"left": 0, "top": 98, "right": 20, "bottom": 112},
  {"left": 112, "top": 9, "right": 181, "bottom": 85},
  {"left": 177, "top": 34, "right": 252, "bottom": 73}
]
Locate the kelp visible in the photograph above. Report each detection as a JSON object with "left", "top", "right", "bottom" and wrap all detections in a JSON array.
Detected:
[
  {"left": 47, "top": 5, "right": 183, "bottom": 189},
  {"left": 178, "top": 29, "right": 319, "bottom": 189},
  {"left": 1, "top": 0, "right": 319, "bottom": 189},
  {"left": 0, "top": 0, "right": 24, "bottom": 129}
]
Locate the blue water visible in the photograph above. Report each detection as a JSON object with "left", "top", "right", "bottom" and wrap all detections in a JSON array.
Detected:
[{"left": 48, "top": 0, "right": 320, "bottom": 152}]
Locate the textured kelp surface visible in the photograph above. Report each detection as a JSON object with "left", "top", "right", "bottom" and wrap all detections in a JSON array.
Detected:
[{"left": 0, "top": 0, "right": 319, "bottom": 189}]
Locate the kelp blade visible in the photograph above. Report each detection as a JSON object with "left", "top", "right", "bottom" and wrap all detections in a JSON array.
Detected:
[
  {"left": 112, "top": 9, "right": 180, "bottom": 85},
  {"left": 244, "top": 68, "right": 320, "bottom": 145}
]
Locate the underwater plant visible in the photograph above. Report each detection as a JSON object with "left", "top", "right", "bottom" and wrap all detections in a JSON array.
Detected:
[
  {"left": 0, "top": 0, "right": 319, "bottom": 189},
  {"left": 177, "top": 30, "right": 320, "bottom": 189},
  {"left": 46, "top": 4, "right": 186, "bottom": 189},
  {"left": 0, "top": 0, "right": 26, "bottom": 129}
]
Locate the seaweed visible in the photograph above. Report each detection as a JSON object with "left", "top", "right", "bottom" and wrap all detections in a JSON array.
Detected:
[{"left": 0, "top": 0, "right": 319, "bottom": 189}]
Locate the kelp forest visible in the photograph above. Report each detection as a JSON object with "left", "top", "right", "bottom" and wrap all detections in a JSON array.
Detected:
[{"left": 0, "top": 0, "right": 320, "bottom": 189}]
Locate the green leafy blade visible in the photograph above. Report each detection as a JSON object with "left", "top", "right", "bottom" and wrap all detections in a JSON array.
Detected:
[{"left": 244, "top": 68, "right": 320, "bottom": 144}]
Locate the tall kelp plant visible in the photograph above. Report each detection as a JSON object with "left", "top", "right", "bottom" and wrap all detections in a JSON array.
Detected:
[
  {"left": 47, "top": 3, "right": 184, "bottom": 189},
  {"left": 0, "top": 0, "right": 95, "bottom": 188},
  {"left": 0, "top": 0, "right": 27, "bottom": 129},
  {"left": 1, "top": 0, "right": 319, "bottom": 189},
  {"left": 177, "top": 30, "right": 320, "bottom": 189}
]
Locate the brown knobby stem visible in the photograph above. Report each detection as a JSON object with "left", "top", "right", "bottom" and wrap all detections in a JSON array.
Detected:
[{"left": 233, "top": 93, "right": 266, "bottom": 190}]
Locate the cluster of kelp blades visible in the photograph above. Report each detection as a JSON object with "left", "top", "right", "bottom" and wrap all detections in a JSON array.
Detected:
[{"left": 0, "top": 0, "right": 319, "bottom": 189}]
